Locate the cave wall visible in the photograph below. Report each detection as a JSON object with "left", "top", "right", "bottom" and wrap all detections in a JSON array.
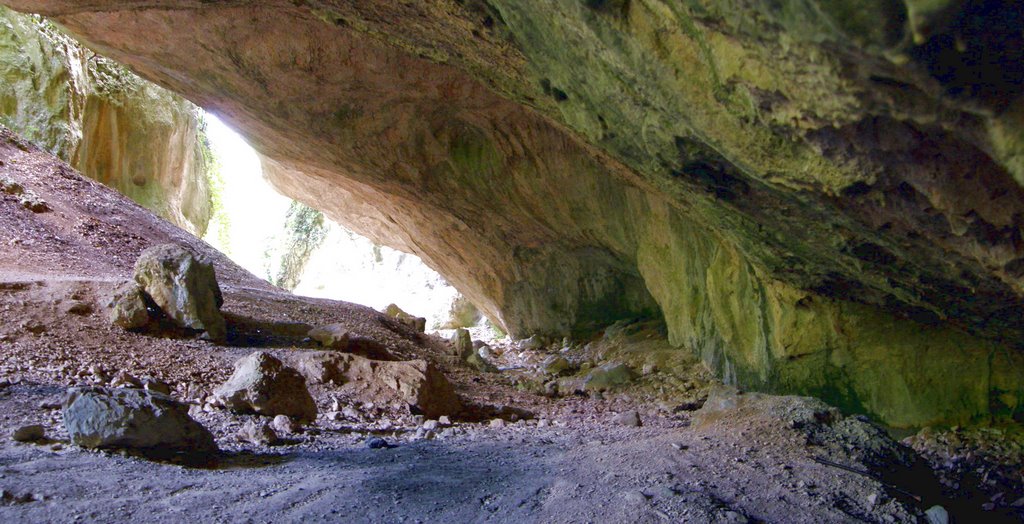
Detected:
[
  {"left": 0, "top": 6, "right": 212, "bottom": 235},
  {"left": 3, "top": 0, "right": 1023, "bottom": 427}
]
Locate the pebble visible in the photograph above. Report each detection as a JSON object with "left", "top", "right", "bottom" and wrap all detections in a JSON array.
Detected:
[
  {"left": 438, "top": 415, "right": 451, "bottom": 425},
  {"left": 237, "top": 421, "right": 279, "bottom": 446},
  {"left": 613, "top": 410, "right": 642, "bottom": 427},
  {"left": 422, "top": 420, "right": 439, "bottom": 431},
  {"left": 924, "top": 505, "right": 948, "bottom": 524},
  {"left": 271, "top": 415, "right": 299, "bottom": 435},
  {"left": 490, "top": 419, "right": 506, "bottom": 428},
  {"left": 12, "top": 424, "right": 45, "bottom": 442},
  {"left": 365, "top": 437, "right": 390, "bottom": 449},
  {"left": 620, "top": 490, "right": 649, "bottom": 505}
]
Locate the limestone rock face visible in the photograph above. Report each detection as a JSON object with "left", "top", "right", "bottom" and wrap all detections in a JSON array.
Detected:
[
  {"left": 62, "top": 386, "right": 217, "bottom": 453},
  {"left": 134, "top": 243, "right": 225, "bottom": 341},
  {"left": 213, "top": 352, "right": 317, "bottom": 423},
  {"left": 0, "top": 7, "right": 212, "bottom": 235},
  {"left": 8, "top": 0, "right": 1023, "bottom": 426},
  {"left": 284, "top": 351, "right": 461, "bottom": 419}
]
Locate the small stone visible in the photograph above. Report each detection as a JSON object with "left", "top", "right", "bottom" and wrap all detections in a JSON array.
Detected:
[
  {"left": 307, "top": 323, "right": 351, "bottom": 350},
  {"left": 541, "top": 355, "right": 572, "bottom": 376},
  {"left": 342, "top": 406, "right": 360, "bottom": 420},
  {"left": 383, "top": 304, "right": 426, "bottom": 333},
  {"left": 438, "top": 415, "right": 452, "bottom": 426},
  {"left": 924, "top": 505, "right": 948, "bottom": 524},
  {"left": 110, "top": 371, "right": 141, "bottom": 389},
  {"left": 423, "top": 420, "right": 439, "bottom": 431},
  {"left": 1011, "top": 496, "right": 1024, "bottom": 508},
  {"left": 613, "top": 410, "right": 642, "bottom": 427},
  {"left": 141, "top": 377, "right": 171, "bottom": 395},
  {"left": 237, "top": 420, "right": 279, "bottom": 446},
  {"left": 866, "top": 493, "right": 878, "bottom": 507},
  {"left": 583, "top": 362, "right": 635, "bottom": 391},
  {"left": 620, "top": 490, "right": 649, "bottom": 505},
  {"left": 66, "top": 302, "right": 93, "bottom": 316},
  {"left": 89, "top": 365, "right": 110, "bottom": 383},
  {"left": 271, "top": 415, "right": 299, "bottom": 435},
  {"left": 490, "top": 418, "right": 506, "bottom": 428},
  {"left": 12, "top": 425, "right": 45, "bottom": 442},
  {"left": 365, "top": 436, "right": 389, "bottom": 449},
  {"left": 450, "top": 328, "right": 474, "bottom": 359},
  {"left": 517, "top": 335, "right": 544, "bottom": 351}
]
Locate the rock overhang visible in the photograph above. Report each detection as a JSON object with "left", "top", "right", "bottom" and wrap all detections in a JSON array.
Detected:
[{"left": 3, "top": 0, "right": 1022, "bottom": 427}]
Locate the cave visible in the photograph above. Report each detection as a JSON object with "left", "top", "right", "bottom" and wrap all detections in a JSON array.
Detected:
[{"left": 0, "top": 1, "right": 1022, "bottom": 522}]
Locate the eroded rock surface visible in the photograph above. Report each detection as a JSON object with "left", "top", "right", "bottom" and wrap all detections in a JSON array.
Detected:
[
  {"left": 0, "top": 7, "right": 213, "bottom": 235},
  {"left": 5, "top": 0, "right": 1023, "bottom": 426}
]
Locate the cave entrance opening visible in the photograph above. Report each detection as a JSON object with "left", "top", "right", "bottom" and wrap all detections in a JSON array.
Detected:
[{"left": 199, "top": 112, "right": 491, "bottom": 337}]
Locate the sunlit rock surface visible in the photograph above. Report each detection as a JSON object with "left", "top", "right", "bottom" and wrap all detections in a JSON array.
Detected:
[
  {"left": 4, "top": 0, "right": 1023, "bottom": 426},
  {"left": 0, "top": 7, "right": 212, "bottom": 235}
]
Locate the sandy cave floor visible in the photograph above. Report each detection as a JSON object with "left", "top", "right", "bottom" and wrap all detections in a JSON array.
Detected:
[{"left": 0, "top": 127, "right": 1022, "bottom": 523}]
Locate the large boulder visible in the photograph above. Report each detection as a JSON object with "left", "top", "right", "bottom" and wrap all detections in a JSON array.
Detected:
[
  {"left": 213, "top": 352, "right": 317, "bottom": 422},
  {"left": 284, "top": 351, "right": 460, "bottom": 419},
  {"left": 134, "top": 243, "right": 225, "bottom": 341},
  {"left": 62, "top": 386, "right": 216, "bottom": 453}
]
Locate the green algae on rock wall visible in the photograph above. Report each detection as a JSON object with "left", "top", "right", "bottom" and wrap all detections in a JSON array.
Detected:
[{"left": 0, "top": 7, "right": 211, "bottom": 235}]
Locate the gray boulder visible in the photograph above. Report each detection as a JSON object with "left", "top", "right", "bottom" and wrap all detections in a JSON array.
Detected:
[
  {"left": 134, "top": 243, "right": 225, "bottom": 342},
  {"left": 106, "top": 282, "right": 151, "bottom": 330},
  {"left": 213, "top": 352, "right": 317, "bottom": 422},
  {"left": 62, "top": 387, "right": 216, "bottom": 453}
]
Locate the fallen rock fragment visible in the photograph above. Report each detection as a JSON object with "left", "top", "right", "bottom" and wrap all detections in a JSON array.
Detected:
[
  {"left": 141, "top": 376, "right": 171, "bottom": 395},
  {"left": 541, "top": 355, "right": 572, "bottom": 376},
  {"left": 110, "top": 371, "right": 141, "bottom": 389},
  {"left": 450, "top": 328, "right": 473, "bottom": 358},
  {"left": 213, "top": 352, "right": 317, "bottom": 422},
  {"left": 583, "top": 362, "right": 635, "bottom": 391},
  {"left": 134, "top": 243, "right": 225, "bottom": 342},
  {"left": 106, "top": 282, "right": 151, "bottom": 330},
  {"left": 271, "top": 414, "right": 299, "bottom": 435},
  {"left": 62, "top": 387, "right": 216, "bottom": 453},
  {"left": 11, "top": 425, "right": 45, "bottom": 442},
  {"left": 613, "top": 410, "right": 642, "bottom": 427},
  {"left": 284, "top": 351, "right": 460, "bottom": 419},
  {"left": 383, "top": 303, "right": 426, "bottom": 333},
  {"left": 308, "top": 323, "right": 351, "bottom": 349},
  {"left": 237, "top": 420, "right": 279, "bottom": 446},
  {"left": 365, "top": 436, "right": 390, "bottom": 449}
]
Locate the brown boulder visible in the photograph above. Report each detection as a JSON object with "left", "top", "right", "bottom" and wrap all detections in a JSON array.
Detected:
[{"left": 284, "top": 351, "right": 460, "bottom": 419}]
